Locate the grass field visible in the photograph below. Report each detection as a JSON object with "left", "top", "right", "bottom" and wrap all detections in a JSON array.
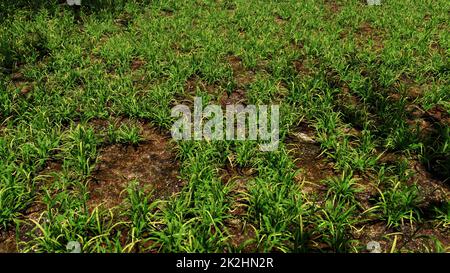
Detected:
[{"left": 0, "top": 0, "right": 449, "bottom": 253}]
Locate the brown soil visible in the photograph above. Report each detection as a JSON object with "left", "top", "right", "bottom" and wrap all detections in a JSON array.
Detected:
[
  {"left": 378, "top": 152, "right": 449, "bottom": 210},
  {"left": 425, "top": 104, "right": 450, "bottom": 126},
  {"left": 88, "top": 123, "right": 184, "bottom": 210},
  {"left": 131, "top": 58, "right": 146, "bottom": 71},
  {"left": 219, "top": 88, "right": 246, "bottom": 107},
  {"left": 274, "top": 15, "right": 287, "bottom": 25},
  {"left": 220, "top": 163, "right": 257, "bottom": 252},
  {"left": 115, "top": 12, "right": 133, "bottom": 28},
  {"left": 286, "top": 122, "right": 335, "bottom": 198},
  {"left": 160, "top": 9, "right": 174, "bottom": 17},
  {"left": 174, "top": 74, "right": 221, "bottom": 107},
  {"left": 10, "top": 72, "right": 33, "bottom": 95},
  {"left": 184, "top": 75, "right": 217, "bottom": 95},
  {"left": 408, "top": 159, "right": 449, "bottom": 207},
  {"left": 406, "top": 104, "right": 450, "bottom": 134},
  {"left": 324, "top": 0, "right": 342, "bottom": 14},
  {"left": 0, "top": 197, "right": 48, "bottom": 253},
  {"left": 353, "top": 221, "right": 449, "bottom": 253},
  {"left": 353, "top": 172, "right": 379, "bottom": 211},
  {"left": 355, "top": 22, "right": 384, "bottom": 51},
  {"left": 0, "top": 231, "right": 17, "bottom": 253},
  {"left": 227, "top": 55, "right": 255, "bottom": 87},
  {"left": 293, "top": 59, "right": 313, "bottom": 77}
]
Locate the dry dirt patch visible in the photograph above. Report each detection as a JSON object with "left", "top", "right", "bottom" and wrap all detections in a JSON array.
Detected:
[
  {"left": 353, "top": 220, "right": 449, "bottom": 253},
  {"left": 89, "top": 123, "right": 184, "bottom": 210},
  {"left": 219, "top": 88, "right": 246, "bottom": 106},
  {"left": 354, "top": 22, "right": 385, "bottom": 51},
  {"left": 286, "top": 122, "right": 335, "bottom": 197},
  {"left": 130, "top": 58, "right": 146, "bottom": 71},
  {"left": 219, "top": 163, "right": 257, "bottom": 252},
  {"left": 173, "top": 74, "right": 221, "bottom": 107},
  {"left": 293, "top": 58, "right": 314, "bottom": 77},
  {"left": 227, "top": 55, "right": 255, "bottom": 87},
  {"left": 0, "top": 231, "right": 17, "bottom": 253},
  {"left": 217, "top": 55, "right": 256, "bottom": 107},
  {"left": 324, "top": 0, "right": 342, "bottom": 14}
]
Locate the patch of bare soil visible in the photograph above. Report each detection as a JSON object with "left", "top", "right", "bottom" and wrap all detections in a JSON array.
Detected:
[
  {"left": 286, "top": 122, "right": 335, "bottom": 198},
  {"left": 429, "top": 40, "right": 446, "bottom": 55},
  {"left": 115, "top": 12, "right": 133, "bottom": 28},
  {"left": 324, "top": 0, "right": 342, "bottom": 14},
  {"left": 10, "top": 72, "right": 33, "bottom": 96},
  {"left": 160, "top": 8, "right": 174, "bottom": 17},
  {"left": 219, "top": 88, "right": 246, "bottom": 107},
  {"left": 89, "top": 123, "right": 184, "bottom": 210},
  {"left": 355, "top": 22, "right": 385, "bottom": 51},
  {"left": 293, "top": 59, "right": 313, "bottom": 77},
  {"left": 379, "top": 152, "right": 449, "bottom": 208},
  {"left": 220, "top": 163, "right": 257, "bottom": 252},
  {"left": 405, "top": 104, "right": 450, "bottom": 137},
  {"left": 397, "top": 223, "right": 449, "bottom": 252},
  {"left": 394, "top": 75, "right": 431, "bottom": 100},
  {"left": 353, "top": 173, "right": 379, "bottom": 211},
  {"left": 216, "top": 55, "right": 256, "bottom": 106},
  {"left": 184, "top": 75, "right": 218, "bottom": 96},
  {"left": 408, "top": 159, "right": 449, "bottom": 207},
  {"left": 274, "top": 15, "right": 287, "bottom": 25},
  {"left": 173, "top": 74, "right": 221, "bottom": 107},
  {"left": 0, "top": 231, "right": 17, "bottom": 253},
  {"left": 227, "top": 55, "right": 255, "bottom": 87},
  {"left": 424, "top": 104, "right": 450, "bottom": 127},
  {"left": 352, "top": 221, "right": 389, "bottom": 252},
  {"left": 353, "top": 221, "right": 449, "bottom": 253},
  {"left": 131, "top": 58, "right": 146, "bottom": 71}
]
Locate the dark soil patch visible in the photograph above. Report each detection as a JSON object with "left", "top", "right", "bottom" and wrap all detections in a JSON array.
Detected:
[
  {"left": 286, "top": 122, "right": 335, "bottom": 196},
  {"left": 379, "top": 153, "right": 449, "bottom": 207},
  {"left": 324, "top": 0, "right": 342, "bottom": 14},
  {"left": 184, "top": 74, "right": 218, "bottom": 95},
  {"left": 429, "top": 40, "right": 445, "bottom": 55},
  {"left": 130, "top": 58, "right": 146, "bottom": 71},
  {"left": 353, "top": 172, "right": 379, "bottom": 211},
  {"left": 293, "top": 59, "right": 313, "bottom": 77},
  {"left": 397, "top": 223, "right": 449, "bottom": 252},
  {"left": 220, "top": 163, "right": 257, "bottom": 252},
  {"left": 160, "top": 8, "right": 174, "bottom": 17},
  {"left": 425, "top": 104, "right": 450, "bottom": 126},
  {"left": 0, "top": 231, "right": 17, "bottom": 253},
  {"left": 115, "top": 12, "right": 133, "bottom": 28},
  {"left": 355, "top": 22, "right": 384, "bottom": 51},
  {"left": 403, "top": 104, "right": 450, "bottom": 181},
  {"left": 354, "top": 220, "right": 450, "bottom": 253},
  {"left": 408, "top": 159, "right": 449, "bottom": 207},
  {"left": 352, "top": 221, "right": 389, "bottom": 252},
  {"left": 173, "top": 74, "right": 221, "bottom": 107},
  {"left": 274, "top": 15, "right": 287, "bottom": 25},
  {"left": 227, "top": 55, "right": 255, "bottom": 87},
  {"left": 395, "top": 75, "right": 429, "bottom": 100},
  {"left": 9, "top": 72, "right": 34, "bottom": 96},
  {"left": 89, "top": 123, "right": 184, "bottom": 210},
  {"left": 219, "top": 88, "right": 246, "bottom": 107}
]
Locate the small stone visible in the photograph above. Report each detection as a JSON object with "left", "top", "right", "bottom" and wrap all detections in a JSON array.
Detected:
[
  {"left": 367, "top": 0, "right": 382, "bottom": 6},
  {"left": 66, "top": 241, "right": 81, "bottom": 253},
  {"left": 67, "top": 0, "right": 81, "bottom": 6},
  {"left": 367, "top": 241, "right": 382, "bottom": 253},
  {"left": 293, "top": 132, "right": 316, "bottom": 143}
]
